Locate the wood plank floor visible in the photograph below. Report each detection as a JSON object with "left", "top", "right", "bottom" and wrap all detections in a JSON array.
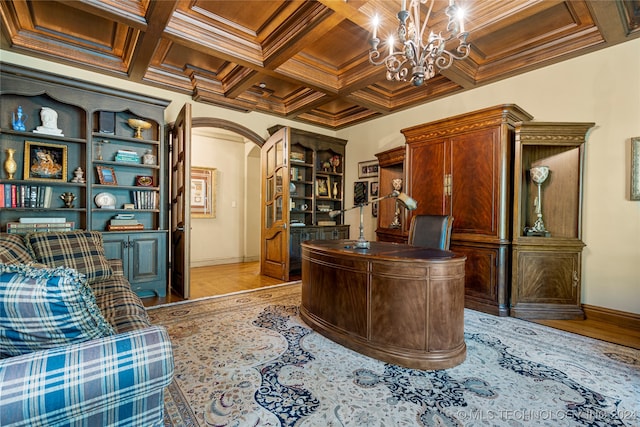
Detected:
[{"left": 141, "top": 262, "right": 639, "bottom": 350}]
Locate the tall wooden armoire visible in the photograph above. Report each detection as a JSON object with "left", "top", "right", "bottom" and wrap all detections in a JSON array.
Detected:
[{"left": 402, "top": 104, "right": 533, "bottom": 316}]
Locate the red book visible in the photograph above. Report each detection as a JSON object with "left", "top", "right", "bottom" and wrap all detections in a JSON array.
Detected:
[{"left": 11, "top": 185, "right": 17, "bottom": 208}]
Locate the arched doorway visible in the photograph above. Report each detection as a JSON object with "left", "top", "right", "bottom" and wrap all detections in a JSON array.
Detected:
[{"left": 187, "top": 119, "right": 278, "bottom": 299}]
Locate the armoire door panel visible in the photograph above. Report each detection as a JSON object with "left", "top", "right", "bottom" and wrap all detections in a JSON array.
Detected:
[
  {"left": 450, "top": 129, "right": 499, "bottom": 237},
  {"left": 451, "top": 244, "right": 497, "bottom": 300},
  {"left": 407, "top": 140, "right": 447, "bottom": 215}
]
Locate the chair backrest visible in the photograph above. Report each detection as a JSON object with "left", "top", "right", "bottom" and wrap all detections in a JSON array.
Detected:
[{"left": 407, "top": 215, "right": 454, "bottom": 250}]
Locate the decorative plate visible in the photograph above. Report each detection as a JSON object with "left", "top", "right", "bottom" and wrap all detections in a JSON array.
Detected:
[
  {"left": 136, "top": 175, "right": 154, "bottom": 187},
  {"left": 94, "top": 192, "right": 116, "bottom": 208}
]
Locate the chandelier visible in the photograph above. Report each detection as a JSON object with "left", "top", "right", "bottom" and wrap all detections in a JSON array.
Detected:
[{"left": 369, "top": 0, "right": 470, "bottom": 87}]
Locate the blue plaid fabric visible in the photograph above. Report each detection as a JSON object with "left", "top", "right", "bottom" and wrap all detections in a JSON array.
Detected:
[
  {"left": 26, "top": 231, "right": 113, "bottom": 284},
  {"left": 0, "top": 264, "right": 115, "bottom": 358},
  {"left": 0, "top": 326, "right": 173, "bottom": 427}
]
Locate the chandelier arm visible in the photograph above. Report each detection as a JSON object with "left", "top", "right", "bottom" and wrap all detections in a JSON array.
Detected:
[
  {"left": 369, "top": 49, "right": 386, "bottom": 66},
  {"left": 434, "top": 50, "right": 455, "bottom": 70},
  {"left": 419, "top": 0, "right": 435, "bottom": 43}
]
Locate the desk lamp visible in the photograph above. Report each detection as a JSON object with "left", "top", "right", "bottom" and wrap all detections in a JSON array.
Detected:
[{"left": 329, "top": 190, "right": 417, "bottom": 249}]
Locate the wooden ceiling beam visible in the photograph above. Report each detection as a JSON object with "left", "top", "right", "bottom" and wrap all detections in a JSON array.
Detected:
[
  {"left": 56, "top": 0, "right": 148, "bottom": 30},
  {"left": 586, "top": 0, "right": 634, "bottom": 44},
  {"left": 128, "top": 1, "right": 179, "bottom": 81}
]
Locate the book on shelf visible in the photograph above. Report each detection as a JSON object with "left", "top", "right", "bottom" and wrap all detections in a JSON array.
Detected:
[
  {"left": 132, "top": 190, "right": 156, "bottom": 209},
  {"left": 107, "top": 224, "right": 144, "bottom": 231},
  {"left": 20, "top": 217, "right": 66, "bottom": 223},
  {"left": 114, "top": 150, "right": 140, "bottom": 163},
  {"left": 109, "top": 219, "right": 140, "bottom": 225},
  {"left": 6, "top": 221, "right": 75, "bottom": 234},
  {"left": 1, "top": 185, "right": 54, "bottom": 208}
]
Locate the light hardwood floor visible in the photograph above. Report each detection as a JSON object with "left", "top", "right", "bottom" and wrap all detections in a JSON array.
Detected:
[{"left": 142, "top": 262, "right": 639, "bottom": 350}]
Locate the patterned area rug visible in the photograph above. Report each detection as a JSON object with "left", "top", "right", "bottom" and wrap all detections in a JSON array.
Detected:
[{"left": 148, "top": 282, "right": 639, "bottom": 427}]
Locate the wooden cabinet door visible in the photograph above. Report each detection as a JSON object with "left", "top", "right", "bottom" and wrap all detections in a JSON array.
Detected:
[
  {"left": 450, "top": 128, "right": 503, "bottom": 240},
  {"left": 511, "top": 247, "right": 583, "bottom": 319},
  {"left": 406, "top": 138, "right": 448, "bottom": 216}
]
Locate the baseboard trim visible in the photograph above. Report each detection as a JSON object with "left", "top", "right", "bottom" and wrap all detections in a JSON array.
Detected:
[
  {"left": 582, "top": 304, "right": 640, "bottom": 330},
  {"left": 191, "top": 257, "right": 245, "bottom": 268}
]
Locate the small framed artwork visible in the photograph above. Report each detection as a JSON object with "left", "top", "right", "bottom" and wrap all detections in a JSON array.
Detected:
[
  {"left": 372, "top": 202, "right": 378, "bottom": 217},
  {"left": 96, "top": 165, "right": 117, "bottom": 185},
  {"left": 316, "top": 175, "right": 330, "bottom": 198},
  {"left": 354, "top": 181, "right": 368, "bottom": 205},
  {"left": 358, "top": 159, "right": 379, "bottom": 179},
  {"left": 24, "top": 141, "right": 67, "bottom": 181},
  {"left": 191, "top": 166, "right": 216, "bottom": 218},
  {"left": 631, "top": 137, "right": 640, "bottom": 201},
  {"left": 370, "top": 181, "right": 379, "bottom": 198}
]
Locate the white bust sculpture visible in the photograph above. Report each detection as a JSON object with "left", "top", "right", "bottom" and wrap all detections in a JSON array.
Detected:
[{"left": 33, "top": 107, "right": 64, "bottom": 136}]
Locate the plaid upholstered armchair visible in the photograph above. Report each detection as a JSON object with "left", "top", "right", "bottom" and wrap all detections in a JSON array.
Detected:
[{"left": 0, "top": 232, "right": 173, "bottom": 427}]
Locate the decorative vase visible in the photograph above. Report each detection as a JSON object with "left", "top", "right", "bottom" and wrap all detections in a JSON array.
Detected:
[
  {"left": 333, "top": 182, "right": 338, "bottom": 198},
  {"left": 60, "top": 192, "right": 76, "bottom": 208},
  {"left": 4, "top": 148, "right": 17, "bottom": 179}
]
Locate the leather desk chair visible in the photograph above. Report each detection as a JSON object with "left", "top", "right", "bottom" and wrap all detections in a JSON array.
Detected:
[{"left": 407, "top": 215, "right": 454, "bottom": 250}]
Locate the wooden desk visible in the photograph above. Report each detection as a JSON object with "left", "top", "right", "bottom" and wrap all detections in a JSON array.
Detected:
[{"left": 300, "top": 240, "right": 467, "bottom": 370}]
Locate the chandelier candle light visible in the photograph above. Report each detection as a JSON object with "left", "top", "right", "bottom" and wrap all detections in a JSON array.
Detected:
[{"left": 369, "top": 0, "right": 470, "bottom": 86}]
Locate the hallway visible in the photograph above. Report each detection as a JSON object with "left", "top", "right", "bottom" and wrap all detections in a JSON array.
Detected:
[{"left": 141, "top": 261, "right": 285, "bottom": 308}]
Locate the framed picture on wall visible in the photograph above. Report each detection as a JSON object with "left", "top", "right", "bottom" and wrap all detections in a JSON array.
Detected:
[
  {"left": 358, "top": 159, "right": 378, "bottom": 178},
  {"left": 370, "top": 181, "right": 379, "bottom": 198},
  {"left": 354, "top": 181, "right": 368, "bottom": 205},
  {"left": 631, "top": 137, "right": 640, "bottom": 201},
  {"left": 191, "top": 166, "right": 216, "bottom": 218}
]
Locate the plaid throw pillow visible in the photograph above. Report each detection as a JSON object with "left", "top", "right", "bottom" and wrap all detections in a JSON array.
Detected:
[
  {"left": 0, "top": 263, "right": 115, "bottom": 358},
  {"left": 0, "top": 233, "right": 34, "bottom": 264},
  {"left": 26, "top": 231, "right": 112, "bottom": 284}
]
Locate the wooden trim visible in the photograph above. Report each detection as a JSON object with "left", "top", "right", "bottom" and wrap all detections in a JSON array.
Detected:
[{"left": 582, "top": 304, "right": 640, "bottom": 330}]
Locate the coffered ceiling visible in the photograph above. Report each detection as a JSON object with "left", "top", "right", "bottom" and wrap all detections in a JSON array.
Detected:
[{"left": 1, "top": 1, "right": 639, "bottom": 129}]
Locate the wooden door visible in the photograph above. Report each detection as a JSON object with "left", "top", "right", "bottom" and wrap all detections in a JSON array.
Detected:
[
  {"left": 450, "top": 128, "right": 501, "bottom": 239},
  {"left": 406, "top": 138, "right": 448, "bottom": 218},
  {"left": 169, "top": 103, "right": 192, "bottom": 298},
  {"left": 260, "top": 127, "right": 291, "bottom": 281}
]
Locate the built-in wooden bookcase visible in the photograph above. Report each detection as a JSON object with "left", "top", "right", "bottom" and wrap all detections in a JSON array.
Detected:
[
  {"left": 375, "top": 146, "right": 407, "bottom": 243},
  {"left": 261, "top": 126, "right": 348, "bottom": 280},
  {"left": 511, "top": 121, "right": 595, "bottom": 320},
  {"left": 0, "top": 63, "right": 170, "bottom": 297}
]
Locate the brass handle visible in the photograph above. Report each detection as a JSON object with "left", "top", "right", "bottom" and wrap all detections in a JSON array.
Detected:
[
  {"left": 572, "top": 271, "right": 579, "bottom": 287},
  {"left": 444, "top": 174, "right": 452, "bottom": 196}
]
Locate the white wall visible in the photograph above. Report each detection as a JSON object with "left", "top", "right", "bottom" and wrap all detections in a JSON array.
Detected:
[
  {"left": 190, "top": 130, "right": 244, "bottom": 266},
  {"left": 2, "top": 39, "right": 638, "bottom": 314},
  {"left": 336, "top": 38, "right": 640, "bottom": 314}
]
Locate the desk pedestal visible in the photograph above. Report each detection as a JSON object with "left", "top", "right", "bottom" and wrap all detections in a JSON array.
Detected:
[{"left": 301, "top": 240, "right": 467, "bottom": 370}]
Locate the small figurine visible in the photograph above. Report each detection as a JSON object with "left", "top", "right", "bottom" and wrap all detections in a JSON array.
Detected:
[
  {"left": 70, "top": 166, "right": 86, "bottom": 183},
  {"left": 33, "top": 107, "right": 64, "bottom": 136},
  {"left": 330, "top": 155, "right": 340, "bottom": 173},
  {"left": 11, "top": 106, "right": 27, "bottom": 131},
  {"left": 60, "top": 192, "right": 76, "bottom": 208}
]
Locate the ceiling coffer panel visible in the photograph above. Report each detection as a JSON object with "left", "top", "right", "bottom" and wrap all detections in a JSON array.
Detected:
[{"left": 1, "top": 0, "right": 637, "bottom": 129}]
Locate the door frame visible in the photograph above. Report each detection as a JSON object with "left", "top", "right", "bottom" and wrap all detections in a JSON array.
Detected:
[{"left": 168, "top": 117, "right": 266, "bottom": 298}]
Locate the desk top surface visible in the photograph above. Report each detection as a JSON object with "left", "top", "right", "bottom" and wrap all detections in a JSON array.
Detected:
[{"left": 302, "top": 239, "right": 464, "bottom": 262}]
